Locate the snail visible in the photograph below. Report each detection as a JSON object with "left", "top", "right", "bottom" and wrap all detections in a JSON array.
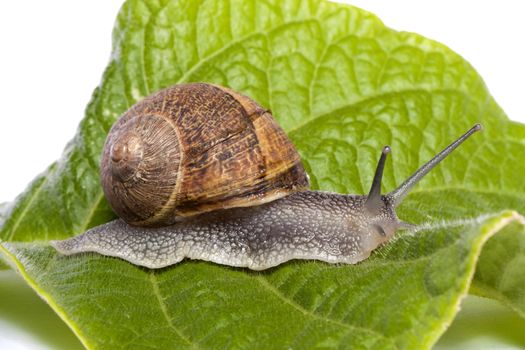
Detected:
[{"left": 51, "top": 83, "right": 482, "bottom": 270}]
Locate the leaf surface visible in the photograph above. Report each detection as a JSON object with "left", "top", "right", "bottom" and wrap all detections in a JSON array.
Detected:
[
  {"left": 471, "top": 222, "right": 525, "bottom": 318},
  {"left": 1, "top": 0, "right": 525, "bottom": 348}
]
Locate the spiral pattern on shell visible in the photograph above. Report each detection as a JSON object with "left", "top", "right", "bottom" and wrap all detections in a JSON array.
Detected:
[{"left": 100, "top": 83, "right": 309, "bottom": 227}]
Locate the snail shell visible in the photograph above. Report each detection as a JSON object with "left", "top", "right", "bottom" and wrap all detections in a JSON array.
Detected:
[{"left": 101, "top": 83, "right": 309, "bottom": 227}]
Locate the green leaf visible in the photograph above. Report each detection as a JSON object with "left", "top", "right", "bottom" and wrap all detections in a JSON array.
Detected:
[
  {"left": 1, "top": 0, "right": 525, "bottom": 348},
  {"left": 471, "top": 222, "right": 525, "bottom": 317},
  {"left": 435, "top": 295, "right": 525, "bottom": 349},
  {"left": 0, "top": 270, "right": 84, "bottom": 349},
  {"left": 2, "top": 212, "right": 524, "bottom": 349}
]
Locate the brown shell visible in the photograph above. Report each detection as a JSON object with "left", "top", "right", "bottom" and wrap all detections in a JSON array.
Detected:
[{"left": 100, "top": 83, "right": 309, "bottom": 226}]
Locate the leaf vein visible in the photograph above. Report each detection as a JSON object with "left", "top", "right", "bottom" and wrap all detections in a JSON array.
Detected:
[
  {"left": 255, "top": 275, "right": 388, "bottom": 340},
  {"left": 79, "top": 190, "right": 106, "bottom": 233},
  {"left": 288, "top": 88, "right": 481, "bottom": 135},
  {"left": 176, "top": 19, "right": 319, "bottom": 84},
  {"left": 149, "top": 272, "right": 199, "bottom": 349},
  {"left": 6, "top": 175, "right": 49, "bottom": 241}
]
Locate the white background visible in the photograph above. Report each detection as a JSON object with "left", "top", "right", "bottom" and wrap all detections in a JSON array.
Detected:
[
  {"left": 0, "top": 1, "right": 524, "bottom": 204},
  {"left": 0, "top": 1, "right": 524, "bottom": 349}
]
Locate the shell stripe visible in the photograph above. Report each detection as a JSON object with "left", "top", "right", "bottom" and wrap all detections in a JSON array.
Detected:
[{"left": 133, "top": 111, "right": 184, "bottom": 226}]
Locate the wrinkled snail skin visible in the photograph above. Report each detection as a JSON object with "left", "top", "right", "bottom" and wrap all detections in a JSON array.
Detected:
[
  {"left": 50, "top": 82, "right": 483, "bottom": 270},
  {"left": 52, "top": 191, "right": 399, "bottom": 270}
]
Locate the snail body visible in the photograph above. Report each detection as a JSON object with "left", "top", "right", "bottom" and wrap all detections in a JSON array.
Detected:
[
  {"left": 51, "top": 83, "right": 482, "bottom": 270},
  {"left": 52, "top": 191, "right": 397, "bottom": 270}
]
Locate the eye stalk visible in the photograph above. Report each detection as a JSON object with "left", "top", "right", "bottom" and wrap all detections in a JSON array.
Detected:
[
  {"left": 364, "top": 124, "right": 482, "bottom": 228},
  {"left": 365, "top": 145, "right": 390, "bottom": 215},
  {"left": 388, "top": 124, "right": 482, "bottom": 207}
]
